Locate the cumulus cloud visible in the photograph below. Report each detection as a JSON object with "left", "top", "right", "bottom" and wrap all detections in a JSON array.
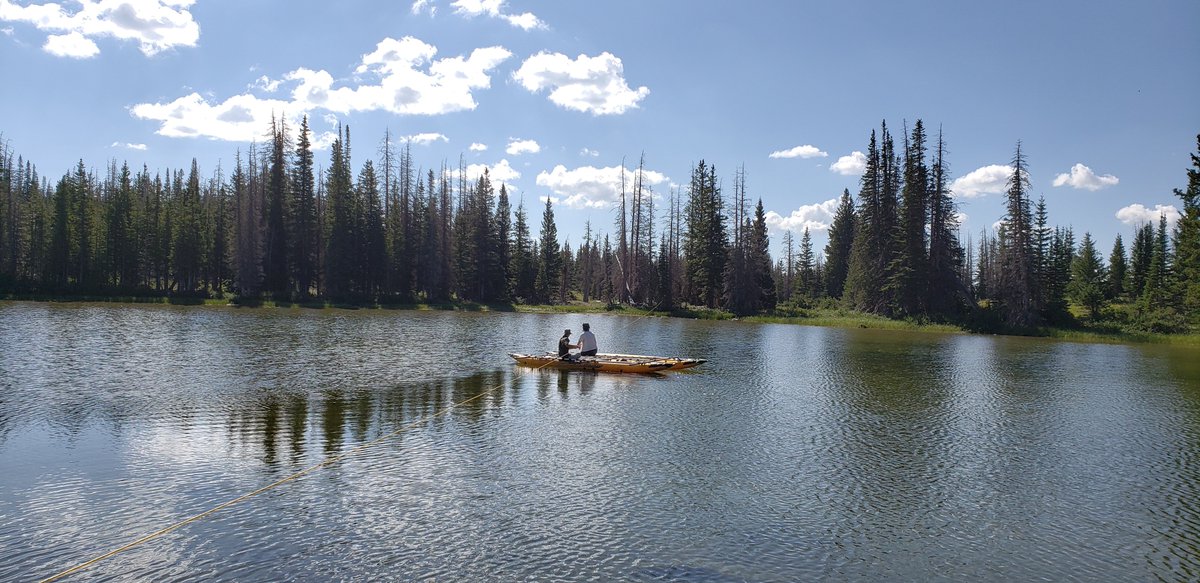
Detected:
[
  {"left": 132, "top": 36, "right": 512, "bottom": 142},
  {"left": 769, "top": 145, "right": 828, "bottom": 159},
  {"left": 580, "top": 147, "right": 599, "bottom": 157},
  {"left": 451, "top": 0, "right": 544, "bottom": 30},
  {"left": 506, "top": 138, "right": 540, "bottom": 155},
  {"left": 830, "top": 151, "right": 867, "bottom": 176},
  {"left": 1115, "top": 203, "right": 1181, "bottom": 228},
  {"left": 536, "top": 164, "right": 668, "bottom": 209},
  {"left": 955, "top": 212, "right": 969, "bottom": 227},
  {"left": 250, "top": 75, "right": 282, "bottom": 93},
  {"left": 514, "top": 51, "right": 649, "bottom": 115},
  {"left": 43, "top": 30, "right": 98, "bottom": 58},
  {"left": 1052, "top": 163, "right": 1119, "bottom": 191},
  {"left": 405, "top": 132, "right": 448, "bottom": 145},
  {"left": 950, "top": 164, "right": 1013, "bottom": 198},
  {"left": 764, "top": 197, "right": 840, "bottom": 235},
  {"left": 0, "top": 0, "right": 199, "bottom": 57},
  {"left": 449, "top": 159, "right": 520, "bottom": 193},
  {"left": 469, "top": 142, "right": 488, "bottom": 151}
]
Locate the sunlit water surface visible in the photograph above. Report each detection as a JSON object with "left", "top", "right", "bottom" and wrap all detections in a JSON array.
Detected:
[{"left": 1, "top": 302, "right": 1198, "bottom": 581}]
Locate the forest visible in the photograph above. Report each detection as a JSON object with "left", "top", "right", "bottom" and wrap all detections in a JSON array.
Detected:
[{"left": 1, "top": 119, "right": 1198, "bottom": 335}]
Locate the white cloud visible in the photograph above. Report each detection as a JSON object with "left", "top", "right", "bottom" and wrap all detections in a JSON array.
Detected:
[
  {"left": 764, "top": 198, "right": 840, "bottom": 235},
  {"left": 452, "top": 158, "right": 520, "bottom": 193},
  {"left": 1, "top": 26, "right": 13, "bottom": 35},
  {"left": 1052, "top": 163, "right": 1119, "bottom": 191},
  {"left": 411, "top": 0, "right": 434, "bottom": 15},
  {"left": 506, "top": 138, "right": 540, "bottom": 155},
  {"left": 830, "top": 151, "right": 867, "bottom": 176},
  {"left": 405, "top": 132, "right": 448, "bottom": 145},
  {"left": 769, "top": 145, "right": 827, "bottom": 159},
  {"left": 1115, "top": 203, "right": 1181, "bottom": 228},
  {"left": 580, "top": 147, "right": 599, "bottom": 157},
  {"left": 132, "top": 36, "right": 512, "bottom": 142},
  {"left": 514, "top": 51, "right": 649, "bottom": 115},
  {"left": 536, "top": 164, "right": 668, "bottom": 209},
  {"left": 42, "top": 30, "right": 97, "bottom": 58},
  {"left": 955, "top": 212, "right": 969, "bottom": 227},
  {"left": 250, "top": 75, "right": 282, "bottom": 93},
  {"left": 0, "top": 0, "right": 199, "bottom": 57},
  {"left": 110, "top": 141, "right": 147, "bottom": 150},
  {"left": 950, "top": 164, "right": 1013, "bottom": 198},
  {"left": 469, "top": 142, "right": 488, "bottom": 152},
  {"left": 451, "top": 0, "right": 544, "bottom": 30}
]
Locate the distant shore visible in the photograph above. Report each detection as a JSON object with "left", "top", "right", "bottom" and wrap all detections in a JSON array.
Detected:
[{"left": 2, "top": 294, "right": 1197, "bottom": 347}]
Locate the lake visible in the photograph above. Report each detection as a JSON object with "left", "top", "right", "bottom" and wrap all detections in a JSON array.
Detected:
[{"left": 1, "top": 301, "right": 1198, "bottom": 581}]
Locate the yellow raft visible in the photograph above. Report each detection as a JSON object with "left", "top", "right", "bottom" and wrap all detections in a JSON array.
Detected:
[{"left": 508, "top": 352, "right": 706, "bottom": 374}]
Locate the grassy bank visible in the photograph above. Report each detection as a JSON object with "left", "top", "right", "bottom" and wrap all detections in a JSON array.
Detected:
[{"left": 4, "top": 293, "right": 1196, "bottom": 346}]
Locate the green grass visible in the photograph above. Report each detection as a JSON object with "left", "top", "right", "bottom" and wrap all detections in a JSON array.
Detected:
[{"left": 5, "top": 292, "right": 1196, "bottom": 347}]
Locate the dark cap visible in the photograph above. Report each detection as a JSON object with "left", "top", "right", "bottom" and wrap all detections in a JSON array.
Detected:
[
  {"left": 564, "top": 329, "right": 571, "bottom": 335},
  {"left": 582, "top": 323, "right": 590, "bottom": 330}
]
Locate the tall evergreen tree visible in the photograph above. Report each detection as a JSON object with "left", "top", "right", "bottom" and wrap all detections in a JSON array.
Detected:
[
  {"left": 823, "top": 188, "right": 855, "bottom": 298},
  {"left": 494, "top": 183, "right": 512, "bottom": 302},
  {"left": 510, "top": 199, "right": 536, "bottom": 301},
  {"left": 1129, "top": 222, "right": 1154, "bottom": 300},
  {"left": 683, "top": 160, "right": 727, "bottom": 308},
  {"left": 1068, "top": 232, "right": 1107, "bottom": 320},
  {"left": 927, "top": 128, "right": 965, "bottom": 317},
  {"left": 749, "top": 199, "right": 776, "bottom": 311},
  {"left": 1107, "top": 234, "right": 1128, "bottom": 300},
  {"left": 263, "top": 117, "right": 290, "bottom": 297},
  {"left": 996, "top": 141, "right": 1038, "bottom": 327},
  {"left": 844, "top": 125, "right": 900, "bottom": 314},
  {"left": 174, "top": 160, "right": 203, "bottom": 293},
  {"left": 535, "top": 197, "right": 561, "bottom": 303},
  {"left": 798, "top": 227, "right": 816, "bottom": 298},
  {"left": 886, "top": 120, "right": 929, "bottom": 317},
  {"left": 291, "top": 116, "right": 318, "bottom": 298},
  {"left": 1172, "top": 132, "right": 1200, "bottom": 321}
]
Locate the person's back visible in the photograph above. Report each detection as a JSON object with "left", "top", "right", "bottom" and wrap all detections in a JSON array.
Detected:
[
  {"left": 579, "top": 323, "right": 597, "bottom": 356},
  {"left": 558, "top": 329, "right": 575, "bottom": 359}
]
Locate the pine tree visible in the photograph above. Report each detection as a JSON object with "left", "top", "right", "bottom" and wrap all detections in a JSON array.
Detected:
[
  {"left": 798, "top": 227, "right": 816, "bottom": 299},
  {"left": 174, "top": 160, "right": 203, "bottom": 293},
  {"left": 886, "top": 119, "right": 929, "bottom": 317},
  {"left": 683, "top": 160, "right": 727, "bottom": 308},
  {"left": 1172, "top": 132, "right": 1200, "bottom": 321},
  {"left": 1129, "top": 222, "right": 1154, "bottom": 300},
  {"left": 996, "top": 141, "right": 1038, "bottom": 328},
  {"left": 844, "top": 126, "right": 899, "bottom": 314},
  {"left": 359, "top": 160, "right": 387, "bottom": 298},
  {"left": 927, "top": 128, "right": 965, "bottom": 318},
  {"left": 510, "top": 199, "right": 536, "bottom": 302},
  {"left": 749, "top": 199, "right": 776, "bottom": 310},
  {"left": 535, "top": 197, "right": 560, "bottom": 303},
  {"left": 291, "top": 116, "right": 318, "bottom": 298},
  {"left": 263, "top": 117, "right": 290, "bottom": 297},
  {"left": 823, "top": 188, "right": 855, "bottom": 298},
  {"left": 1068, "top": 232, "right": 1107, "bottom": 320},
  {"left": 494, "top": 183, "right": 512, "bottom": 302},
  {"left": 1107, "top": 234, "right": 1127, "bottom": 300}
]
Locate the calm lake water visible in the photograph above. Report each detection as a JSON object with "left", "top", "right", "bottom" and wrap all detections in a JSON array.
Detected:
[{"left": 1, "top": 301, "right": 1198, "bottom": 582}]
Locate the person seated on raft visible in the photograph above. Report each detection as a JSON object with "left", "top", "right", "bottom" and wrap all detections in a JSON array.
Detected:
[
  {"left": 558, "top": 329, "right": 579, "bottom": 361},
  {"left": 578, "top": 322, "right": 597, "bottom": 357}
]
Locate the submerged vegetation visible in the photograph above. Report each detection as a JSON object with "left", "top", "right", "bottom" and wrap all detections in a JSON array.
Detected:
[{"left": 1, "top": 122, "right": 1198, "bottom": 343}]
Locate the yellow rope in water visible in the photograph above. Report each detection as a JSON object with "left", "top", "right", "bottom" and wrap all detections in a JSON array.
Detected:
[{"left": 40, "top": 308, "right": 663, "bottom": 582}]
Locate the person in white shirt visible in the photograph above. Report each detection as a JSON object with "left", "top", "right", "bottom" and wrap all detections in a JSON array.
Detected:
[{"left": 578, "top": 322, "right": 598, "bottom": 356}]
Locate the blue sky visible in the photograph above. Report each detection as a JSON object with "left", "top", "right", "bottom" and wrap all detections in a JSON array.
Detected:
[{"left": 2, "top": 0, "right": 1197, "bottom": 257}]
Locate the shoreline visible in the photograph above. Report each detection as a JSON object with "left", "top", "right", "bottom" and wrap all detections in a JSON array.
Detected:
[{"left": 2, "top": 294, "right": 1197, "bottom": 347}]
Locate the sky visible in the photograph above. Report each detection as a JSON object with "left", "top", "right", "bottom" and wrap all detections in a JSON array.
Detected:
[{"left": 1, "top": 0, "right": 1198, "bottom": 258}]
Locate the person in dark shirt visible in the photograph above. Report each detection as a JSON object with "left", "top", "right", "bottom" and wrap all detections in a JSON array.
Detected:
[{"left": 558, "top": 329, "right": 578, "bottom": 360}]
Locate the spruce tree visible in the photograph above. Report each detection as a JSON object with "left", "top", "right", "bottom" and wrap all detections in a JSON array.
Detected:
[
  {"left": 1172, "top": 132, "right": 1200, "bottom": 321},
  {"left": 1068, "top": 232, "right": 1107, "bottom": 320},
  {"left": 1129, "top": 222, "right": 1154, "bottom": 300},
  {"left": 996, "top": 141, "right": 1038, "bottom": 327},
  {"left": 886, "top": 119, "right": 929, "bottom": 317},
  {"left": 535, "top": 197, "right": 561, "bottom": 303},
  {"left": 263, "top": 117, "right": 290, "bottom": 297},
  {"left": 291, "top": 116, "right": 318, "bottom": 298},
  {"left": 823, "top": 188, "right": 855, "bottom": 299},
  {"left": 1107, "top": 234, "right": 1127, "bottom": 300}
]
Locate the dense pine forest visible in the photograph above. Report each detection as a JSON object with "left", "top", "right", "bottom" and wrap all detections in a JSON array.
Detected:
[{"left": 1, "top": 120, "right": 1198, "bottom": 335}]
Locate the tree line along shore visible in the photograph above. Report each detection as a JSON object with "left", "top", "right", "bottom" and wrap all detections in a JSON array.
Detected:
[{"left": 1, "top": 120, "right": 1198, "bottom": 342}]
